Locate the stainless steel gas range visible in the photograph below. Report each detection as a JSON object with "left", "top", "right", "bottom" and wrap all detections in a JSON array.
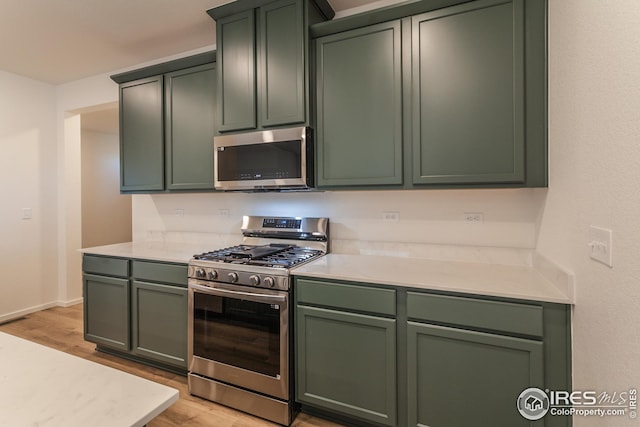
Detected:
[{"left": 187, "top": 216, "right": 329, "bottom": 426}]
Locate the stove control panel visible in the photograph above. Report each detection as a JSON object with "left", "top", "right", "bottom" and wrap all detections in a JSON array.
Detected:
[{"left": 188, "top": 264, "right": 289, "bottom": 291}]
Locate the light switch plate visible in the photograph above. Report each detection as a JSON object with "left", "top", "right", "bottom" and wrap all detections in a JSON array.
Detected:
[{"left": 588, "top": 226, "right": 613, "bottom": 267}]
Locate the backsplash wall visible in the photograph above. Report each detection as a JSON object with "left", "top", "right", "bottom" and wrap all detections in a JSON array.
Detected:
[{"left": 132, "top": 188, "right": 546, "bottom": 263}]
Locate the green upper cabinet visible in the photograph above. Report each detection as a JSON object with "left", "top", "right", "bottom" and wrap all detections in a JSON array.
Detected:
[
  {"left": 315, "top": 21, "right": 403, "bottom": 187},
  {"left": 216, "top": 10, "right": 257, "bottom": 132},
  {"left": 259, "top": 0, "right": 306, "bottom": 127},
  {"left": 310, "top": 0, "right": 547, "bottom": 189},
  {"left": 165, "top": 63, "right": 217, "bottom": 190},
  {"left": 112, "top": 52, "right": 217, "bottom": 193},
  {"left": 209, "top": 0, "right": 334, "bottom": 134},
  {"left": 120, "top": 76, "right": 165, "bottom": 192},
  {"left": 412, "top": 0, "right": 525, "bottom": 185}
]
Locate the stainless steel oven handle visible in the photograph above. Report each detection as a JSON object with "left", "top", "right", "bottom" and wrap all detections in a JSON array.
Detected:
[{"left": 190, "top": 282, "right": 287, "bottom": 303}]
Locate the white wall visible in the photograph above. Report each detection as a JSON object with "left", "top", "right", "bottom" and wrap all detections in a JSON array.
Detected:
[
  {"left": 0, "top": 70, "right": 58, "bottom": 321},
  {"left": 133, "top": 188, "right": 544, "bottom": 252},
  {"left": 538, "top": 1, "right": 640, "bottom": 425},
  {"left": 81, "top": 129, "right": 131, "bottom": 248}
]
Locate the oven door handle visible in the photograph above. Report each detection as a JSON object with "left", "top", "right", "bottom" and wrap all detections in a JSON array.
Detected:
[{"left": 190, "top": 282, "right": 287, "bottom": 303}]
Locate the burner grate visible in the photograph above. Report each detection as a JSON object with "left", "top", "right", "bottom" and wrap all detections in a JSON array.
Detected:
[{"left": 193, "top": 244, "right": 323, "bottom": 268}]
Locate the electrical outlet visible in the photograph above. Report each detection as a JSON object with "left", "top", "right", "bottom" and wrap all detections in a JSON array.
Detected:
[
  {"left": 22, "top": 208, "right": 32, "bottom": 220},
  {"left": 382, "top": 211, "right": 399, "bottom": 222},
  {"left": 175, "top": 208, "right": 184, "bottom": 217},
  {"left": 588, "top": 226, "right": 613, "bottom": 267},
  {"left": 218, "top": 209, "right": 230, "bottom": 217},
  {"left": 464, "top": 212, "right": 484, "bottom": 224}
]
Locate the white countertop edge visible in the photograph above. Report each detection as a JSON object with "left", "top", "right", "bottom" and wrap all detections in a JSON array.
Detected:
[
  {"left": 80, "top": 242, "right": 574, "bottom": 305},
  {"left": 133, "top": 393, "right": 179, "bottom": 427},
  {"left": 79, "top": 241, "right": 211, "bottom": 264},
  {"left": 291, "top": 254, "right": 574, "bottom": 305}
]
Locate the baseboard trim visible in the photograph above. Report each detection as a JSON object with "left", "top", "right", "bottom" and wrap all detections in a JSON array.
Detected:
[
  {"left": 0, "top": 298, "right": 84, "bottom": 324},
  {"left": 0, "top": 301, "right": 58, "bottom": 324},
  {"left": 57, "top": 297, "right": 83, "bottom": 308}
]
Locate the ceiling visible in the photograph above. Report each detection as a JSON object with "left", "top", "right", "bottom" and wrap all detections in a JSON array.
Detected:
[{"left": 0, "top": 0, "right": 385, "bottom": 85}]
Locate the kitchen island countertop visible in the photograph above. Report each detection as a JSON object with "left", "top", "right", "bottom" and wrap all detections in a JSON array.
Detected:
[
  {"left": 0, "top": 331, "right": 178, "bottom": 427},
  {"left": 291, "top": 253, "right": 573, "bottom": 304}
]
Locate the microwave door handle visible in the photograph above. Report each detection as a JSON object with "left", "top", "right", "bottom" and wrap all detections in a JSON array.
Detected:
[{"left": 190, "top": 282, "right": 287, "bottom": 304}]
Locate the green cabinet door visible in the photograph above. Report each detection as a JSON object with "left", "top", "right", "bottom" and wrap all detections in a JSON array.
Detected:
[
  {"left": 119, "top": 76, "right": 165, "bottom": 191},
  {"left": 217, "top": 10, "right": 257, "bottom": 132},
  {"left": 296, "top": 305, "right": 397, "bottom": 426},
  {"left": 259, "top": 0, "right": 306, "bottom": 127},
  {"left": 165, "top": 63, "right": 217, "bottom": 190},
  {"left": 83, "top": 274, "right": 130, "bottom": 351},
  {"left": 412, "top": 0, "right": 525, "bottom": 185},
  {"left": 131, "top": 280, "right": 188, "bottom": 368},
  {"left": 315, "top": 21, "right": 403, "bottom": 187},
  {"left": 407, "top": 322, "right": 543, "bottom": 427}
]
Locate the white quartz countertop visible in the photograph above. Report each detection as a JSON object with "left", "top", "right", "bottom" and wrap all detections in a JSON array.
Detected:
[
  {"left": 291, "top": 254, "right": 572, "bottom": 304},
  {"left": 81, "top": 242, "right": 572, "bottom": 304},
  {"left": 0, "top": 332, "right": 178, "bottom": 427},
  {"left": 80, "top": 241, "right": 220, "bottom": 264}
]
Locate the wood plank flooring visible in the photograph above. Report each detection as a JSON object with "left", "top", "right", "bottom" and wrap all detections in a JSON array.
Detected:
[{"left": 0, "top": 304, "right": 344, "bottom": 427}]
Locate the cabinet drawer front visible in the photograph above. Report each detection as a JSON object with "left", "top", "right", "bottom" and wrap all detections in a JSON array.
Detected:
[
  {"left": 296, "top": 278, "right": 395, "bottom": 316},
  {"left": 407, "top": 292, "right": 543, "bottom": 337},
  {"left": 83, "top": 255, "right": 129, "bottom": 278},
  {"left": 131, "top": 261, "right": 187, "bottom": 286}
]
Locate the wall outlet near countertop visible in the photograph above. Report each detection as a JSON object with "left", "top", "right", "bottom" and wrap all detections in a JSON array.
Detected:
[
  {"left": 588, "top": 226, "right": 613, "bottom": 267},
  {"left": 382, "top": 211, "right": 399, "bottom": 222},
  {"left": 463, "top": 212, "right": 484, "bottom": 224}
]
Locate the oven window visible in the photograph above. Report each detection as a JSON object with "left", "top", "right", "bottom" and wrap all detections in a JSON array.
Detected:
[
  {"left": 193, "top": 292, "right": 281, "bottom": 377},
  {"left": 217, "top": 140, "right": 302, "bottom": 181}
]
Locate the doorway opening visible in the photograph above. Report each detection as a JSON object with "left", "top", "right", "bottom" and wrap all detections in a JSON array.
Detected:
[{"left": 79, "top": 103, "right": 132, "bottom": 248}]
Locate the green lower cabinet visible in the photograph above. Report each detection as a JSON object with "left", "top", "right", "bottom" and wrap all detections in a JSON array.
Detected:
[
  {"left": 82, "top": 255, "right": 188, "bottom": 374},
  {"left": 296, "top": 305, "right": 397, "bottom": 426},
  {"left": 83, "top": 274, "right": 130, "bottom": 351},
  {"left": 407, "top": 322, "right": 544, "bottom": 427},
  {"left": 294, "top": 277, "right": 571, "bottom": 427},
  {"left": 131, "top": 281, "right": 188, "bottom": 369}
]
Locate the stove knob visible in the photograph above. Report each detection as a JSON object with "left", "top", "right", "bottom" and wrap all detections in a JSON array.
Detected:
[
  {"left": 207, "top": 270, "right": 218, "bottom": 280},
  {"left": 249, "top": 275, "right": 261, "bottom": 286},
  {"left": 195, "top": 268, "right": 206, "bottom": 278},
  {"left": 263, "top": 276, "right": 275, "bottom": 288},
  {"left": 228, "top": 272, "right": 239, "bottom": 283}
]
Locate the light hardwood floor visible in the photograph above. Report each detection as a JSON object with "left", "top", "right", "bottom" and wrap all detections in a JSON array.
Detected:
[{"left": 0, "top": 304, "right": 344, "bottom": 427}]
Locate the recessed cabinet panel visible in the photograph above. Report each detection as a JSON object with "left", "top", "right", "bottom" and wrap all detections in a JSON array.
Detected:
[
  {"left": 260, "top": 0, "right": 305, "bottom": 127},
  {"left": 217, "top": 10, "right": 257, "bottom": 132},
  {"left": 316, "top": 21, "right": 403, "bottom": 186},
  {"left": 412, "top": 0, "right": 525, "bottom": 184},
  {"left": 165, "top": 64, "right": 217, "bottom": 190},
  {"left": 132, "top": 281, "right": 188, "bottom": 368},
  {"left": 296, "top": 305, "right": 397, "bottom": 426},
  {"left": 407, "top": 322, "right": 543, "bottom": 427},
  {"left": 120, "top": 76, "right": 164, "bottom": 191},
  {"left": 83, "top": 274, "right": 130, "bottom": 351}
]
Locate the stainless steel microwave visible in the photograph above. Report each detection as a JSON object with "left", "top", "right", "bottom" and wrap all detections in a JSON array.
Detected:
[{"left": 214, "top": 126, "right": 313, "bottom": 191}]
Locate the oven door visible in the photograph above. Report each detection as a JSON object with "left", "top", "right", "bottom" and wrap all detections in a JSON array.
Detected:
[{"left": 188, "top": 280, "right": 289, "bottom": 400}]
